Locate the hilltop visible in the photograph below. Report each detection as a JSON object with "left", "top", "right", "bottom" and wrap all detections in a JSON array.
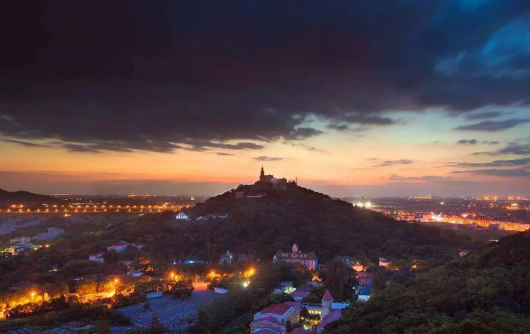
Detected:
[
  {"left": 0, "top": 189, "right": 63, "bottom": 207},
  {"left": 324, "top": 232, "right": 530, "bottom": 333},
  {"left": 175, "top": 182, "right": 476, "bottom": 264}
]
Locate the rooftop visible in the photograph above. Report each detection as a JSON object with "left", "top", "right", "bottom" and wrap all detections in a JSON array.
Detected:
[{"left": 322, "top": 290, "right": 333, "bottom": 301}]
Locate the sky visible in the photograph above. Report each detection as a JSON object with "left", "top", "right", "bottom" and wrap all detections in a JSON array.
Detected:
[{"left": 1, "top": 0, "right": 530, "bottom": 196}]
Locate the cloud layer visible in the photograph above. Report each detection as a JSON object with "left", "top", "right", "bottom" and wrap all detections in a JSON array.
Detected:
[{"left": 0, "top": 0, "right": 529, "bottom": 154}]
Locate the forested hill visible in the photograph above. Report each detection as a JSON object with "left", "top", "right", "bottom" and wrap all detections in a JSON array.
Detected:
[
  {"left": 324, "top": 232, "right": 530, "bottom": 333},
  {"left": 179, "top": 183, "right": 475, "bottom": 264},
  {"left": 0, "top": 189, "right": 63, "bottom": 206}
]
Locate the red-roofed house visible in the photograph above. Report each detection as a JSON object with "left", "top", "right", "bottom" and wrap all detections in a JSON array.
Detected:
[{"left": 250, "top": 315, "right": 287, "bottom": 333}]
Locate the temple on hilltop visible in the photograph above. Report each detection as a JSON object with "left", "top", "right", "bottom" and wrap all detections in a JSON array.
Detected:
[{"left": 258, "top": 167, "right": 288, "bottom": 190}]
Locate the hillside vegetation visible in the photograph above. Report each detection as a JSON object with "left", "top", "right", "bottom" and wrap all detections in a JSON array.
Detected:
[
  {"left": 324, "top": 232, "right": 530, "bottom": 333},
  {"left": 180, "top": 183, "right": 475, "bottom": 264}
]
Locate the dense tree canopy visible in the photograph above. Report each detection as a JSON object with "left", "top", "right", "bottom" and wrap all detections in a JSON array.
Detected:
[{"left": 324, "top": 233, "right": 530, "bottom": 333}]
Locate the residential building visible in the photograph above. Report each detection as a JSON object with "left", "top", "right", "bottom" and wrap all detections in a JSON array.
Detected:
[
  {"left": 335, "top": 256, "right": 365, "bottom": 272},
  {"left": 357, "top": 272, "right": 376, "bottom": 286},
  {"left": 127, "top": 270, "right": 144, "bottom": 278},
  {"left": 8, "top": 243, "right": 38, "bottom": 255},
  {"left": 378, "top": 257, "right": 391, "bottom": 267},
  {"left": 220, "top": 250, "right": 234, "bottom": 265},
  {"left": 32, "top": 227, "right": 64, "bottom": 241},
  {"left": 273, "top": 244, "right": 318, "bottom": 270},
  {"left": 10, "top": 236, "right": 30, "bottom": 244},
  {"left": 251, "top": 290, "right": 343, "bottom": 334},
  {"left": 273, "top": 281, "right": 295, "bottom": 294},
  {"left": 107, "top": 241, "right": 144, "bottom": 253},
  {"left": 88, "top": 252, "right": 105, "bottom": 263},
  {"left": 176, "top": 212, "right": 190, "bottom": 220}
]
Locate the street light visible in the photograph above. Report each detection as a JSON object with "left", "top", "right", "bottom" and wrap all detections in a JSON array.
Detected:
[{"left": 30, "top": 291, "right": 36, "bottom": 303}]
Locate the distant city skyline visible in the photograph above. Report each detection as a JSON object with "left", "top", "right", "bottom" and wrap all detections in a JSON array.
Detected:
[{"left": 1, "top": 1, "right": 530, "bottom": 196}]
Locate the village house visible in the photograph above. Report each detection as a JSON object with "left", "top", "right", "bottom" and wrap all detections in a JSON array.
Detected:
[
  {"left": 250, "top": 290, "right": 343, "bottom": 333},
  {"left": 127, "top": 269, "right": 144, "bottom": 278},
  {"left": 32, "top": 227, "right": 64, "bottom": 241},
  {"left": 10, "top": 236, "right": 30, "bottom": 244},
  {"left": 88, "top": 252, "right": 105, "bottom": 263},
  {"left": 273, "top": 244, "right": 318, "bottom": 270},
  {"left": 220, "top": 250, "right": 234, "bottom": 265},
  {"left": 378, "top": 257, "right": 391, "bottom": 267},
  {"left": 7, "top": 243, "right": 38, "bottom": 255},
  {"left": 107, "top": 241, "right": 144, "bottom": 253},
  {"left": 175, "top": 212, "right": 190, "bottom": 220},
  {"left": 335, "top": 256, "right": 365, "bottom": 272}
]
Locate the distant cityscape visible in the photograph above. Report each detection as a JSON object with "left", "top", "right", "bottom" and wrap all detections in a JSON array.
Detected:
[{"left": 340, "top": 196, "right": 530, "bottom": 232}]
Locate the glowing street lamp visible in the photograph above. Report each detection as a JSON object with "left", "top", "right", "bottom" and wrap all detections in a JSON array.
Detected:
[
  {"left": 242, "top": 281, "right": 249, "bottom": 288},
  {"left": 30, "top": 291, "right": 36, "bottom": 303},
  {"left": 170, "top": 272, "right": 175, "bottom": 280}
]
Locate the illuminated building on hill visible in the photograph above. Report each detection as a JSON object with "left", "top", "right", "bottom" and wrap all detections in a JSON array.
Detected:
[{"left": 273, "top": 244, "right": 318, "bottom": 270}]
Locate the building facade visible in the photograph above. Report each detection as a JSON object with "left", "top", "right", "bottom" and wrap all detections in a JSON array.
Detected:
[{"left": 273, "top": 244, "right": 318, "bottom": 270}]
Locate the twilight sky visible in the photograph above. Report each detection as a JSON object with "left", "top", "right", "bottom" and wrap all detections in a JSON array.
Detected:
[{"left": 1, "top": 0, "right": 530, "bottom": 196}]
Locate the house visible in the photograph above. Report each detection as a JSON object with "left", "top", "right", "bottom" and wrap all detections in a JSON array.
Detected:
[
  {"left": 127, "top": 270, "right": 144, "bottom": 278},
  {"left": 32, "top": 227, "right": 64, "bottom": 241},
  {"left": 335, "top": 256, "right": 365, "bottom": 272},
  {"left": 88, "top": 252, "right": 105, "bottom": 263},
  {"left": 107, "top": 241, "right": 144, "bottom": 253},
  {"left": 273, "top": 281, "right": 295, "bottom": 294},
  {"left": 8, "top": 243, "right": 38, "bottom": 255},
  {"left": 10, "top": 236, "right": 30, "bottom": 244},
  {"left": 220, "top": 250, "right": 234, "bottom": 265},
  {"left": 357, "top": 272, "right": 376, "bottom": 286},
  {"left": 251, "top": 290, "right": 343, "bottom": 334},
  {"left": 378, "top": 257, "right": 391, "bottom": 267},
  {"left": 273, "top": 244, "right": 318, "bottom": 270},
  {"left": 175, "top": 212, "right": 190, "bottom": 220},
  {"left": 251, "top": 304, "right": 298, "bottom": 332},
  {"left": 291, "top": 290, "right": 310, "bottom": 301},
  {"left": 356, "top": 283, "right": 372, "bottom": 302}
]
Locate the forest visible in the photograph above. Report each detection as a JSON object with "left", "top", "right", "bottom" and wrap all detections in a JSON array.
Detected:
[{"left": 323, "top": 232, "right": 530, "bottom": 333}]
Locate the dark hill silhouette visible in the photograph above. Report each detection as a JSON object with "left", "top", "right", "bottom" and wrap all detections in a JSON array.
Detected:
[
  {"left": 181, "top": 183, "right": 476, "bottom": 264},
  {"left": 0, "top": 188, "right": 63, "bottom": 206}
]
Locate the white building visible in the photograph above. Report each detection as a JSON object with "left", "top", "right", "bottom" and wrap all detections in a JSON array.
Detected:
[
  {"left": 107, "top": 241, "right": 144, "bottom": 253},
  {"left": 176, "top": 212, "right": 190, "bottom": 220},
  {"left": 88, "top": 252, "right": 105, "bottom": 263}
]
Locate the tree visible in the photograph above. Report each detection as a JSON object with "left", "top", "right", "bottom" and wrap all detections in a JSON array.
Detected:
[
  {"left": 324, "top": 259, "right": 353, "bottom": 300},
  {"left": 103, "top": 250, "right": 120, "bottom": 264}
]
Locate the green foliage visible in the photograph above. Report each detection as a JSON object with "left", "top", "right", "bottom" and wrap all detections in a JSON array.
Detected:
[
  {"left": 258, "top": 293, "right": 294, "bottom": 309},
  {"left": 190, "top": 287, "right": 253, "bottom": 333},
  {"left": 324, "top": 259, "right": 353, "bottom": 300},
  {"left": 323, "top": 233, "right": 530, "bottom": 334}
]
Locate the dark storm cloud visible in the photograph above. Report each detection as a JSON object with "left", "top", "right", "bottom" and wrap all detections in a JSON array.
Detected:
[
  {"left": 457, "top": 139, "right": 478, "bottom": 145},
  {"left": 253, "top": 156, "right": 283, "bottom": 162},
  {"left": 454, "top": 119, "right": 530, "bottom": 131},
  {"left": 1, "top": 0, "right": 529, "bottom": 153}
]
